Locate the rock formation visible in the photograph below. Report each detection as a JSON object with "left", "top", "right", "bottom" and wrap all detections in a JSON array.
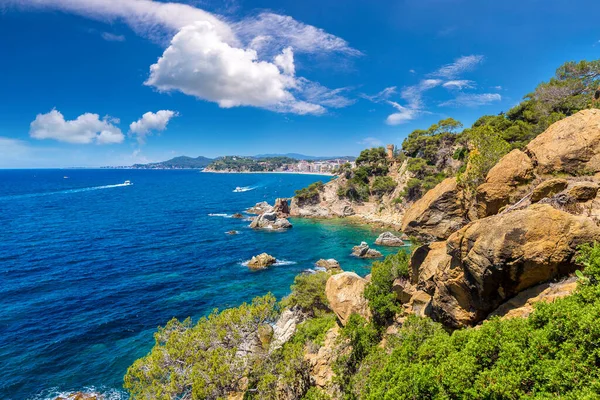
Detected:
[
  {"left": 246, "top": 201, "right": 273, "bottom": 214},
  {"left": 401, "top": 177, "right": 469, "bottom": 242},
  {"left": 304, "top": 326, "right": 343, "bottom": 395},
  {"left": 247, "top": 253, "right": 277, "bottom": 270},
  {"left": 375, "top": 231, "right": 405, "bottom": 246},
  {"left": 325, "top": 272, "right": 371, "bottom": 326},
  {"left": 315, "top": 259, "right": 342, "bottom": 273},
  {"left": 273, "top": 198, "right": 290, "bottom": 217},
  {"left": 271, "top": 308, "right": 306, "bottom": 350},
  {"left": 531, "top": 178, "right": 569, "bottom": 203},
  {"left": 351, "top": 242, "right": 382, "bottom": 258},
  {"left": 249, "top": 212, "right": 293, "bottom": 230},
  {"left": 231, "top": 213, "right": 245, "bottom": 219},
  {"left": 227, "top": 230, "right": 239, "bottom": 235}
]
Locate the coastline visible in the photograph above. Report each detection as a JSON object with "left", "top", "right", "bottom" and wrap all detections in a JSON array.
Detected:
[{"left": 202, "top": 170, "right": 335, "bottom": 177}]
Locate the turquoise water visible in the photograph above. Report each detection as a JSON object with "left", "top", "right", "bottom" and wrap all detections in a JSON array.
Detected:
[{"left": 0, "top": 170, "right": 403, "bottom": 399}]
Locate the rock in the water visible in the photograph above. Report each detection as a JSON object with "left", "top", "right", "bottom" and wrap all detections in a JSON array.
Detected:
[
  {"left": 315, "top": 259, "right": 342, "bottom": 273},
  {"left": 325, "top": 272, "right": 371, "bottom": 325},
  {"left": 401, "top": 177, "right": 468, "bottom": 243},
  {"left": 431, "top": 204, "right": 600, "bottom": 328},
  {"left": 273, "top": 198, "right": 290, "bottom": 217},
  {"left": 476, "top": 149, "right": 535, "bottom": 217},
  {"left": 351, "top": 242, "right": 382, "bottom": 258},
  {"left": 247, "top": 253, "right": 277, "bottom": 270},
  {"left": 526, "top": 109, "right": 600, "bottom": 175},
  {"left": 375, "top": 231, "right": 405, "bottom": 246},
  {"left": 531, "top": 178, "right": 568, "bottom": 203},
  {"left": 249, "top": 212, "right": 293, "bottom": 230},
  {"left": 569, "top": 182, "right": 599, "bottom": 202},
  {"left": 226, "top": 230, "right": 239, "bottom": 235},
  {"left": 231, "top": 213, "right": 245, "bottom": 219},
  {"left": 55, "top": 393, "right": 99, "bottom": 400},
  {"left": 246, "top": 201, "right": 273, "bottom": 214}
]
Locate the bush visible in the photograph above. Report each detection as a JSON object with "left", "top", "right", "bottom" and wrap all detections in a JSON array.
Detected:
[
  {"left": 281, "top": 272, "right": 331, "bottom": 317},
  {"left": 295, "top": 181, "right": 324, "bottom": 203},
  {"left": 370, "top": 176, "right": 397, "bottom": 196},
  {"left": 364, "top": 250, "right": 410, "bottom": 327}
]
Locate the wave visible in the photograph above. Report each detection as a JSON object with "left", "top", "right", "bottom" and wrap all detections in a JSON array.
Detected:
[
  {"left": 0, "top": 183, "right": 132, "bottom": 201},
  {"left": 208, "top": 213, "right": 231, "bottom": 217},
  {"left": 31, "top": 387, "right": 127, "bottom": 400},
  {"left": 240, "top": 259, "right": 297, "bottom": 267}
]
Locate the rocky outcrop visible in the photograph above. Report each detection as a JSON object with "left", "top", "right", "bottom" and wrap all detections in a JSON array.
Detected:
[
  {"left": 351, "top": 242, "right": 382, "bottom": 258},
  {"left": 476, "top": 149, "right": 535, "bottom": 217},
  {"left": 431, "top": 204, "right": 600, "bottom": 328},
  {"left": 227, "top": 230, "right": 239, "bottom": 235},
  {"left": 409, "top": 241, "right": 450, "bottom": 291},
  {"left": 246, "top": 201, "right": 273, "bottom": 214},
  {"left": 375, "top": 232, "right": 405, "bottom": 246},
  {"left": 405, "top": 290, "right": 432, "bottom": 318},
  {"left": 531, "top": 178, "right": 569, "bottom": 203},
  {"left": 304, "top": 326, "right": 343, "bottom": 395},
  {"left": 325, "top": 272, "right": 371, "bottom": 325},
  {"left": 273, "top": 198, "right": 290, "bottom": 217},
  {"left": 232, "top": 213, "right": 245, "bottom": 219},
  {"left": 401, "top": 177, "right": 468, "bottom": 243},
  {"left": 247, "top": 253, "right": 277, "bottom": 270},
  {"left": 526, "top": 109, "right": 600, "bottom": 175},
  {"left": 488, "top": 277, "right": 578, "bottom": 320},
  {"left": 249, "top": 212, "right": 292, "bottom": 230},
  {"left": 392, "top": 278, "right": 415, "bottom": 304},
  {"left": 55, "top": 393, "right": 100, "bottom": 400},
  {"left": 271, "top": 308, "right": 306, "bottom": 349},
  {"left": 315, "top": 259, "right": 342, "bottom": 273},
  {"left": 569, "top": 182, "right": 599, "bottom": 201}
]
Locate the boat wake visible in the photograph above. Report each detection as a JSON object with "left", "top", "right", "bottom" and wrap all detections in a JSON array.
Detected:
[
  {"left": 233, "top": 186, "right": 256, "bottom": 193},
  {"left": 0, "top": 182, "right": 133, "bottom": 201}
]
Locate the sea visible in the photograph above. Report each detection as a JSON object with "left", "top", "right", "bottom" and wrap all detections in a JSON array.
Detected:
[{"left": 0, "top": 169, "right": 405, "bottom": 399}]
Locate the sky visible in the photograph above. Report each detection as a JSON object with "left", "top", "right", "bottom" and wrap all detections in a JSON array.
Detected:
[{"left": 0, "top": 0, "right": 599, "bottom": 168}]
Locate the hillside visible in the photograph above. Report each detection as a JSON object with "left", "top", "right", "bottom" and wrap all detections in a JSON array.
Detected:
[{"left": 131, "top": 156, "right": 213, "bottom": 169}]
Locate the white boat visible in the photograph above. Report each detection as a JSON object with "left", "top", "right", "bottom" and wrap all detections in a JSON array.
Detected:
[
  {"left": 233, "top": 186, "right": 244, "bottom": 192},
  {"left": 124, "top": 180, "right": 132, "bottom": 185}
]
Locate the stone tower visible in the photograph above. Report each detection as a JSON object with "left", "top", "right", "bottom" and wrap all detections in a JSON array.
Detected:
[{"left": 386, "top": 144, "right": 394, "bottom": 160}]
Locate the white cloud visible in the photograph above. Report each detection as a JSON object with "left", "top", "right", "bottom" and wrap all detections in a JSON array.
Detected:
[
  {"left": 101, "top": 32, "right": 125, "bottom": 42},
  {"left": 383, "top": 79, "right": 441, "bottom": 125},
  {"left": 274, "top": 47, "right": 295, "bottom": 75},
  {"left": 385, "top": 101, "right": 421, "bottom": 125},
  {"left": 5, "top": 0, "right": 236, "bottom": 44},
  {"left": 235, "top": 13, "right": 362, "bottom": 57},
  {"left": 297, "top": 79, "right": 355, "bottom": 109},
  {"left": 358, "top": 137, "right": 384, "bottom": 147},
  {"left": 431, "top": 55, "right": 485, "bottom": 79},
  {"left": 129, "top": 110, "right": 178, "bottom": 143},
  {"left": 361, "top": 86, "right": 397, "bottom": 103},
  {"left": 439, "top": 93, "right": 502, "bottom": 107},
  {"left": 30, "top": 109, "right": 124, "bottom": 144},
  {"left": 442, "top": 80, "right": 475, "bottom": 90}
]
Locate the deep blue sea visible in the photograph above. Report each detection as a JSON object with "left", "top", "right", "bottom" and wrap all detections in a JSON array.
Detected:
[{"left": 0, "top": 169, "right": 403, "bottom": 399}]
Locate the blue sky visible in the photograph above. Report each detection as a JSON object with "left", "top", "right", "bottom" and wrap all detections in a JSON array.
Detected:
[{"left": 0, "top": 0, "right": 599, "bottom": 168}]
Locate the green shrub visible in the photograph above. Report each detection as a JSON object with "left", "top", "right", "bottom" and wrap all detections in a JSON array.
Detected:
[
  {"left": 281, "top": 272, "right": 331, "bottom": 317},
  {"left": 295, "top": 181, "right": 324, "bottom": 203},
  {"left": 370, "top": 176, "right": 397, "bottom": 196},
  {"left": 292, "top": 314, "right": 337, "bottom": 347},
  {"left": 302, "top": 387, "right": 332, "bottom": 400},
  {"left": 364, "top": 250, "right": 410, "bottom": 327}
]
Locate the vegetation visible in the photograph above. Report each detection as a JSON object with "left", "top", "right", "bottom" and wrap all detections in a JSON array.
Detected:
[
  {"left": 281, "top": 271, "right": 331, "bottom": 317},
  {"left": 336, "top": 147, "right": 394, "bottom": 202},
  {"left": 295, "top": 181, "right": 324, "bottom": 204},
  {"left": 370, "top": 176, "right": 397, "bottom": 197},
  {"left": 208, "top": 156, "right": 298, "bottom": 172}
]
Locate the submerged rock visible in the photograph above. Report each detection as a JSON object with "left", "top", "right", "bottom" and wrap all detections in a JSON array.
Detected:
[
  {"left": 325, "top": 272, "right": 371, "bottom": 326},
  {"left": 226, "top": 230, "right": 239, "bottom": 235},
  {"left": 247, "top": 253, "right": 277, "bottom": 270},
  {"left": 315, "top": 258, "right": 342, "bottom": 273},
  {"left": 351, "top": 242, "right": 382, "bottom": 258},
  {"left": 231, "top": 213, "right": 245, "bottom": 219},
  {"left": 375, "top": 231, "right": 405, "bottom": 246}
]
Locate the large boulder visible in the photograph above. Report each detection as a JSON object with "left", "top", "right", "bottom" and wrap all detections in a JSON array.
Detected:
[
  {"left": 401, "top": 177, "right": 468, "bottom": 243},
  {"left": 247, "top": 253, "right": 277, "bottom": 270},
  {"left": 246, "top": 201, "right": 273, "bottom": 214},
  {"left": 569, "top": 182, "right": 599, "bottom": 202},
  {"left": 476, "top": 149, "right": 535, "bottom": 217},
  {"left": 304, "top": 326, "right": 343, "bottom": 393},
  {"left": 271, "top": 308, "right": 306, "bottom": 350},
  {"left": 325, "top": 272, "right": 371, "bottom": 326},
  {"left": 315, "top": 259, "right": 342, "bottom": 273},
  {"left": 351, "top": 242, "right": 383, "bottom": 258},
  {"left": 409, "top": 241, "right": 450, "bottom": 292},
  {"left": 526, "top": 109, "right": 600, "bottom": 175},
  {"left": 375, "top": 232, "right": 405, "bottom": 246},
  {"left": 249, "top": 212, "right": 292, "bottom": 230},
  {"left": 273, "top": 198, "right": 290, "bottom": 217},
  {"left": 430, "top": 204, "right": 600, "bottom": 328},
  {"left": 531, "top": 178, "right": 568, "bottom": 203}
]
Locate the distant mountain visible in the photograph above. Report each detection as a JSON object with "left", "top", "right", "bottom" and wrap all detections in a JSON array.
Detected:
[
  {"left": 132, "top": 156, "right": 214, "bottom": 169},
  {"left": 252, "top": 153, "right": 356, "bottom": 161}
]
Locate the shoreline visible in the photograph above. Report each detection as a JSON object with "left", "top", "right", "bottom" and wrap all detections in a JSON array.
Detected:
[{"left": 202, "top": 170, "right": 334, "bottom": 177}]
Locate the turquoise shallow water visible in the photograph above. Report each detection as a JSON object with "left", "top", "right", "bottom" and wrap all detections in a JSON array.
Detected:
[{"left": 0, "top": 170, "right": 406, "bottom": 399}]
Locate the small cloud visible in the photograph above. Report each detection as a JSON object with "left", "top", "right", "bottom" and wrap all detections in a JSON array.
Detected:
[
  {"left": 358, "top": 137, "right": 384, "bottom": 147},
  {"left": 360, "top": 86, "right": 397, "bottom": 103},
  {"left": 493, "top": 85, "right": 503, "bottom": 90},
  {"left": 439, "top": 93, "right": 501, "bottom": 107},
  {"left": 129, "top": 110, "right": 179, "bottom": 144},
  {"left": 385, "top": 101, "right": 421, "bottom": 125},
  {"left": 443, "top": 80, "right": 476, "bottom": 90},
  {"left": 409, "top": 69, "right": 416, "bottom": 74},
  {"left": 101, "top": 32, "right": 125, "bottom": 42},
  {"left": 431, "top": 55, "right": 485, "bottom": 79},
  {"left": 30, "top": 109, "right": 124, "bottom": 144}
]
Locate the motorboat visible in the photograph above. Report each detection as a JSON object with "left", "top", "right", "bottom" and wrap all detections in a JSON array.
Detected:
[{"left": 124, "top": 180, "right": 132, "bottom": 185}]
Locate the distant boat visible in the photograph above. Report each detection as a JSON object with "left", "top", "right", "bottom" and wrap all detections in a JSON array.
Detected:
[
  {"left": 124, "top": 180, "right": 132, "bottom": 185},
  {"left": 63, "top": 176, "right": 69, "bottom": 179},
  {"left": 233, "top": 186, "right": 253, "bottom": 193}
]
